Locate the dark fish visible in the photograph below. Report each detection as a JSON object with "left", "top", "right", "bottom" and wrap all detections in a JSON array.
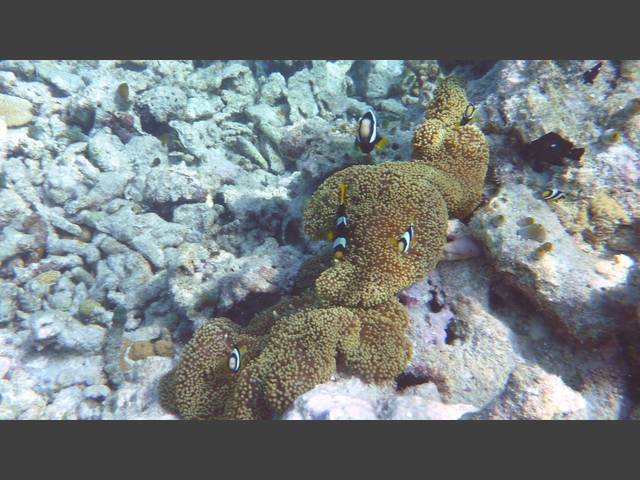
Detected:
[
  {"left": 524, "top": 132, "right": 584, "bottom": 172},
  {"left": 583, "top": 62, "right": 603, "bottom": 85}
]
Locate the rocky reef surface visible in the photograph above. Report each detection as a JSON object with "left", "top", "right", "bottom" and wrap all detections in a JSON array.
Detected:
[{"left": 0, "top": 60, "right": 638, "bottom": 419}]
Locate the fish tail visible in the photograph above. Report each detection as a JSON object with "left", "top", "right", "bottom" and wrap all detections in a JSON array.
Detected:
[
  {"left": 567, "top": 148, "right": 585, "bottom": 161},
  {"left": 338, "top": 182, "right": 347, "bottom": 205},
  {"left": 374, "top": 137, "right": 388, "bottom": 151}
]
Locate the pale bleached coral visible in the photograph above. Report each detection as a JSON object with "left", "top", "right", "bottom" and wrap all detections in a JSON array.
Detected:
[{"left": 0, "top": 93, "right": 33, "bottom": 127}]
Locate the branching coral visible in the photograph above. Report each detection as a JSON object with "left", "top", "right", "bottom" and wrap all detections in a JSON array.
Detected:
[{"left": 161, "top": 76, "right": 489, "bottom": 420}]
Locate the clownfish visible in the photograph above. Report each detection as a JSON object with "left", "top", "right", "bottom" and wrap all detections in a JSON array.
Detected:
[
  {"left": 542, "top": 189, "right": 566, "bottom": 201},
  {"left": 355, "top": 110, "right": 388, "bottom": 154},
  {"left": 394, "top": 223, "right": 415, "bottom": 254},
  {"left": 460, "top": 104, "right": 476, "bottom": 126},
  {"left": 328, "top": 182, "right": 349, "bottom": 260},
  {"left": 222, "top": 333, "right": 246, "bottom": 373},
  {"left": 227, "top": 344, "right": 246, "bottom": 373}
]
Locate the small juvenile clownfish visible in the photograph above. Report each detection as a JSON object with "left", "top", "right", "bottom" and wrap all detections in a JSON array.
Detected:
[
  {"left": 355, "top": 110, "right": 388, "bottom": 154},
  {"left": 227, "top": 344, "right": 246, "bottom": 373},
  {"left": 460, "top": 104, "right": 476, "bottom": 126},
  {"left": 395, "top": 223, "right": 415, "bottom": 254},
  {"left": 542, "top": 189, "right": 566, "bottom": 201},
  {"left": 222, "top": 333, "right": 246, "bottom": 374},
  {"left": 329, "top": 182, "right": 349, "bottom": 260}
]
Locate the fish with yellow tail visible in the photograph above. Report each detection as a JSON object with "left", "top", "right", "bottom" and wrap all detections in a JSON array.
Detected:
[
  {"left": 222, "top": 333, "right": 247, "bottom": 373},
  {"left": 390, "top": 223, "right": 415, "bottom": 254},
  {"left": 460, "top": 104, "right": 477, "bottom": 126},
  {"left": 327, "top": 182, "right": 349, "bottom": 260},
  {"left": 227, "top": 345, "right": 246, "bottom": 373},
  {"left": 542, "top": 189, "right": 566, "bottom": 201},
  {"left": 355, "top": 109, "right": 388, "bottom": 154}
]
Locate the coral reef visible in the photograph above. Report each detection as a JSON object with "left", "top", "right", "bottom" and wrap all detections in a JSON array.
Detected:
[
  {"left": 1, "top": 59, "right": 638, "bottom": 420},
  {"left": 470, "top": 183, "right": 635, "bottom": 343},
  {"left": 161, "top": 294, "right": 414, "bottom": 419},
  {"left": 303, "top": 162, "right": 449, "bottom": 307},
  {"left": 586, "top": 189, "right": 631, "bottom": 245},
  {"left": 161, "top": 75, "right": 489, "bottom": 419},
  {"left": 303, "top": 77, "right": 489, "bottom": 308}
]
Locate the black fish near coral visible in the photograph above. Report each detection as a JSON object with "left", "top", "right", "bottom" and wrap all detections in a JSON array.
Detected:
[
  {"left": 583, "top": 62, "right": 603, "bottom": 85},
  {"left": 329, "top": 182, "right": 349, "bottom": 260},
  {"left": 523, "top": 132, "right": 585, "bottom": 172},
  {"left": 355, "top": 110, "right": 387, "bottom": 154}
]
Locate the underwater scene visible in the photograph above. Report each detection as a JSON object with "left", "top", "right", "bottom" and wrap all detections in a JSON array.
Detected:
[{"left": 0, "top": 60, "right": 638, "bottom": 420}]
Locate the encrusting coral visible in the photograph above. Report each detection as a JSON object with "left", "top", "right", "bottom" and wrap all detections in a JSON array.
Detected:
[
  {"left": 160, "top": 77, "right": 489, "bottom": 419},
  {"left": 586, "top": 189, "right": 631, "bottom": 246}
]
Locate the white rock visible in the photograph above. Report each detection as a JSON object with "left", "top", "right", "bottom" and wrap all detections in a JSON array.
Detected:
[{"left": 0, "top": 357, "right": 11, "bottom": 379}]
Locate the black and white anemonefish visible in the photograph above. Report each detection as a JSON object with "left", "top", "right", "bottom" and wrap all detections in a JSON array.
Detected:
[
  {"left": 222, "top": 333, "right": 246, "bottom": 374},
  {"left": 333, "top": 182, "right": 349, "bottom": 259},
  {"left": 542, "top": 189, "right": 566, "bottom": 201},
  {"left": 228, "top": 344, "right": 247, "bottom": 373},
  {"left": 396, "top": 223, "right": 415, "bottom": 254},
  {"left": 460, "top": 104, "right": 476, "bottom": 126},
  {"left": 355, "top": 110, "right": 388, "bottom": 154},
  {"left": 327, "top": 182, "right": 349, "bottom": 260}
]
